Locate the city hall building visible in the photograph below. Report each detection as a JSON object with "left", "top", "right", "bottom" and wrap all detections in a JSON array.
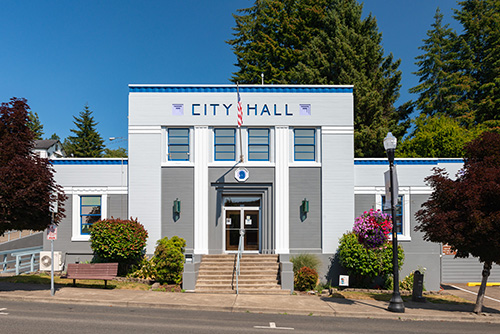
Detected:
[{"left": 3, "top": 84, "right": 499, "bottom": 292}]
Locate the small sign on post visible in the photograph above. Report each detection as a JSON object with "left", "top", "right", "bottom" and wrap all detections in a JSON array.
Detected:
[
  {"left": 47, "top": 224, "right": 57, "bottom": 240},
  {"left": 339, "top": 275, "right": 349, "bottom": 287}
]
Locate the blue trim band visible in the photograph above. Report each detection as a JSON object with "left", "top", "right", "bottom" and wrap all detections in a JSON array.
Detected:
[
  {"left": 355, "top": 159, "right": 464, "bottom": 165},
  {"left": 51, "top": 159, "right": 128, "bottom": 165},
  {"left": 129, "top": 86, "right": 353, "bottom": 93}
]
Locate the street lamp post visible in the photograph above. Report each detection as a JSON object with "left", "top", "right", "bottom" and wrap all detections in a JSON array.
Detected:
[{"left": 384, "top": 132, "right": 405, "bottom": 313}]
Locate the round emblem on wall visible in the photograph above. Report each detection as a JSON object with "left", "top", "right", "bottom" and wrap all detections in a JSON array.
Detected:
[{"left": 235, "top": 168, "right": 250, "bottom": 182}]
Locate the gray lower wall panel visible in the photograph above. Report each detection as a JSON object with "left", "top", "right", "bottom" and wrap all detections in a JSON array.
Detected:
[
  {"left": 442, "top": 256, "right": 500, "bottom": 283},
  {"left": 161, "top": 167, "right": 195, "bottom": 252},
  {"left": 108, "top": 194, "right": 128, "bottom": 219},
  {"left": 289, "top": 167, "right": 321, "bottom": 253},
  {"left": 43, "top": 194, "right": 130, "bottom": 266},
  {"left": 400, "top": 194, "right": 441, "bottom": 291},
  {"left": 355, "top": 194, "right": 375, "bottom": 218}
]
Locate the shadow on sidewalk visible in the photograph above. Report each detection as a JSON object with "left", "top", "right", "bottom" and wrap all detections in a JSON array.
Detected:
[
  {"left": 0, "top": 281, "right": 62, "bottom": 292},
  {"left": 320, "top": 294, "right": 500, "bottom": 314}
]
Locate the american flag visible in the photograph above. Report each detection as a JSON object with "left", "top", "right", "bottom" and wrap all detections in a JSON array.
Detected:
[{"left": 237, "top": 85, "right": 243, "bottom": 127}]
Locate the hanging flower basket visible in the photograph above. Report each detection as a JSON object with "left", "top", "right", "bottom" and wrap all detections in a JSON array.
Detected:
[{"left": 353, "top": 209, "right": 392, "bottom": 248}]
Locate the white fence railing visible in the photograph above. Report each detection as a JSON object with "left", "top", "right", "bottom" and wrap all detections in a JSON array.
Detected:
[{"left": 0, "top": 246, "right": 43, "bottom": 275}]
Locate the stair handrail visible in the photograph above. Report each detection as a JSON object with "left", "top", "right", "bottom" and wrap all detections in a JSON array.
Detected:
[{"left": 235, "top": 228, "right": 245, "bottom": 295}]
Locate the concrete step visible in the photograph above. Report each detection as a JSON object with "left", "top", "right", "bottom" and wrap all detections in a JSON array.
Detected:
[
  {"left": 195, "top": 254, "right": 283, "bottom": 294},
  {"left": 198, "top": 273, "right": 278, "bottom": 280}
]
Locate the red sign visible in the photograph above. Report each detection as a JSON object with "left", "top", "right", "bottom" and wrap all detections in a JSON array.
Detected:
[{"left": 47, "top": 224, "right": 57, "bottom": 240}]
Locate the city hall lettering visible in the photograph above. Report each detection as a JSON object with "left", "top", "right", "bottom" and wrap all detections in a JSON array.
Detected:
[{"left": 172, "top": 103, "right": 311, "bottom": 117}]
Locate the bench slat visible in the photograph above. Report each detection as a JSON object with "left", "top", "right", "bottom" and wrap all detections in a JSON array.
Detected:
[{"left": 64, "top": 263, "right": 118, "bottom": 287}]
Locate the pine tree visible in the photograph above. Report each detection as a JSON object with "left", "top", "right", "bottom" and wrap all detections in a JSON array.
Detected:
[
  {"left": 27, "top": 111, "right": 44, "bottom": 140},
  {"left": 454, "top": 0, "right": 500, "bottom": 123},
  {"left": 228, "top": 0, "right": 409, "bottom": 157},
  {"left": 410, "top": 8, "right": 469, "bottom": 118},
  {"left": 65, "top": 104, "right": 105, "bottom": 157}
]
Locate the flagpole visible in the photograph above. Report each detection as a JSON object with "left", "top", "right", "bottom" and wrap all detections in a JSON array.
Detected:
[{"left": 237, "top": 83, "right": 244, "bottom": 163}]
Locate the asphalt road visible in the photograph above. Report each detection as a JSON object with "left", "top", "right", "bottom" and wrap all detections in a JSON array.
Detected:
[{"left": 1, "top": 299, "right": 499, "bottom": 334}]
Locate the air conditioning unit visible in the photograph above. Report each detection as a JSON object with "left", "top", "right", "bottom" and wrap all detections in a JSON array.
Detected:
[{"left": 39, "top": 251, "right": 63, "bottom": 271}]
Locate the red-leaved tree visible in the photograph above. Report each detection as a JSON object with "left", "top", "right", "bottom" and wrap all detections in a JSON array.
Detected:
[
  {"left": 416, "top": 132, "right": 500, "bottom": 314},
  {"left": 0, "top": 98, "right": 66, "bottom": 235}
]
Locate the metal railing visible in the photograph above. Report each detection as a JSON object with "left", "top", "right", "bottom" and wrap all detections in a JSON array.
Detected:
[
  {"left": 0, "top": 246, "right": 43, "bottom": 275},
  {"left": 235, "top": 229, "right": 245, "bottom": 295}
]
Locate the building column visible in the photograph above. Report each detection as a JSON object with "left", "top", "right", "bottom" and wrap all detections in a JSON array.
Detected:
[
  {"left": 194, "top": 126, "right": 209, "bottom": 254},
  {"left": 275, "top": 126, "right": 289, "bottom": 254}
]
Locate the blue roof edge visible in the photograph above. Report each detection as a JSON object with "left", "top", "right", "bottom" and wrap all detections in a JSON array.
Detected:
[
  {"left": 355, "top": 158, "right": 464, "bottom": 165},
  {"left": 51, "top": 159, "right": 128, "bottom": 165},
  {"left": 129, "top": 84, "right": 353, "bottom": 93}
]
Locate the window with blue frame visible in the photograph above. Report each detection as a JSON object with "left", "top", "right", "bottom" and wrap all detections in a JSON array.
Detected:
[
  {"left": 382, "top": 195, "right": 403, "bottom": 234},
  {"left": 168, "top": 128, "right": 189, "bottom": 161},
  {"left": 294, "top": 128, "right": 315, "bottom": 161},
  {"left": 80, "top": 196, "right": 101, "bottom": 235},
  {"left": 248, "top": 128, "right": 269, "bottom": 161},
  {"left": 214, "top": 128, "right": 236, "bottom": 161}
]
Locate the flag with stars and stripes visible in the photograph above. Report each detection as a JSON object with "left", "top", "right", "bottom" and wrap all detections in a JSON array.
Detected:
[{"left": 237, "top": 85, "right": 243, "bottom": 127}]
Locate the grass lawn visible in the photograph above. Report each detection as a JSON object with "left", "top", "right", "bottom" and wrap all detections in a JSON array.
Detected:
[
  {"left": 0, "top": 273, "right": 151, "bottom": 290},
  {"left": 330, "top": 290, "right": 473, "bottom": 304}
]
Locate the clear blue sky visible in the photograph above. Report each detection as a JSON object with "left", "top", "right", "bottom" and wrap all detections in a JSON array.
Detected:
[{"left": 0, "top": 0, "right": 461, "bottom": 150}]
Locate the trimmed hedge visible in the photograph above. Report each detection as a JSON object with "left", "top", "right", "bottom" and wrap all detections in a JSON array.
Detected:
[{"left": 90, "top": 218, "right": 148, "bottom": 269}]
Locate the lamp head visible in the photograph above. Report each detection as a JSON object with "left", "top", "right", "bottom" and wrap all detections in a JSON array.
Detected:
[{"left": 384, "top": 132, "right": 397, "bottom": 151}]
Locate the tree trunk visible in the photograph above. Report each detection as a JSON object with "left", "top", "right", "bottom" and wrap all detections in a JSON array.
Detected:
[{"left": 473, "top": 261, "right": 492, "bottom": 314}]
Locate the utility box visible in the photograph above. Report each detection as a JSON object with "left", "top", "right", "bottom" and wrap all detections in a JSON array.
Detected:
[{"left": 412, "top": 270, "right": 426, "bottom": 302}]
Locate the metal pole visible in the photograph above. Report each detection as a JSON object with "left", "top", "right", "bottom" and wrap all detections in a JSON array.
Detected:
[
  {"left": 51, "top": 213, "right": 55, "bottom": 297},
  {"left": 387, "top": 152, "right": 404, "bottom": 313},
  {"left": 51, "top": 238, "right": 55, "bottom": 296}
]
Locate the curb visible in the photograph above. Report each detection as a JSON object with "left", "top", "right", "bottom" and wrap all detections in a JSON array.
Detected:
[{"left": 1, "top": 292, "right": 500, "bottom": 324}]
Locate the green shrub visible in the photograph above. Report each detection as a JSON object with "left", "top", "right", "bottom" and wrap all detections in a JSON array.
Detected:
[
  {"left": 385, "top": 271, "right": 425, "bottom": 291},
  {"left": 290, "top": 253, "right": 321, "bottom": 274},
  {"left": 294, "top": 266, "right": 319, "bottom": 291},
  {"left": 338, "top": 232, "right": 404, "bottom": 288},
  {"left": 153, "top": 236, "right": 186, "bottom": 284},
  {"left": 90, "top": 218, "right": 148, "bottom": 274},
  {"left": 128, "top": 255, "right": 155, "bottom": 280}
]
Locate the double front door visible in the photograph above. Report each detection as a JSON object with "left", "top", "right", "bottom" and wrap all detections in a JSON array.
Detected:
[{"left": 225, "top": 208, "right": 259, "bottom": 251}]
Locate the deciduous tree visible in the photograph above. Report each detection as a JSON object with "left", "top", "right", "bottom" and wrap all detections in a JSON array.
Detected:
[
  {"left": 0, "top": 98, "right": 66, "bottom": 234},
  {"left": 416, "top": 132, "right": 500, "bottom": 314},
  {"left": 397, "top": 115, "right": 475, "bottom": 158}
]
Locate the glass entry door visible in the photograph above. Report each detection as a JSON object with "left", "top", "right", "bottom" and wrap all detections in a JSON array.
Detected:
[{"left": 225, "top": 208, "right": 259, "bottom": 251}]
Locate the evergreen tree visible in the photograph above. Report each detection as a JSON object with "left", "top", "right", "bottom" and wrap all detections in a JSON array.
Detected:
[
  {"left": 65, "top": 104, "right": 105, "bottom": 157},
  {"left": 228, "top": 0, "right": 410, "bottom": 157},
  {"left": 409, "top": 8, "right": 469, "bottom": 118},
  {"left": 27, "top": 111, "right": 44, "bottom": 140},
  {"left": 49, "top": 133, "right": 60, "bottom": 141},
  {"left": 454, "top": 0, "right": 500, "bottom": 123},
  {"left": 411, "top": 1, "right": 500, "bottom": 124}
]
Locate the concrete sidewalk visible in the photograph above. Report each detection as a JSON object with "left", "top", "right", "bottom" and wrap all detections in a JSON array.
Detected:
[{"left": 1, "top": 282, "right": 500, "bottom": 323}]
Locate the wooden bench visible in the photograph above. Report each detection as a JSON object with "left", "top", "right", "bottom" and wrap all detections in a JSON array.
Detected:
[{"left": 64, "top": 263, "right": 118, "bottom": 288}]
